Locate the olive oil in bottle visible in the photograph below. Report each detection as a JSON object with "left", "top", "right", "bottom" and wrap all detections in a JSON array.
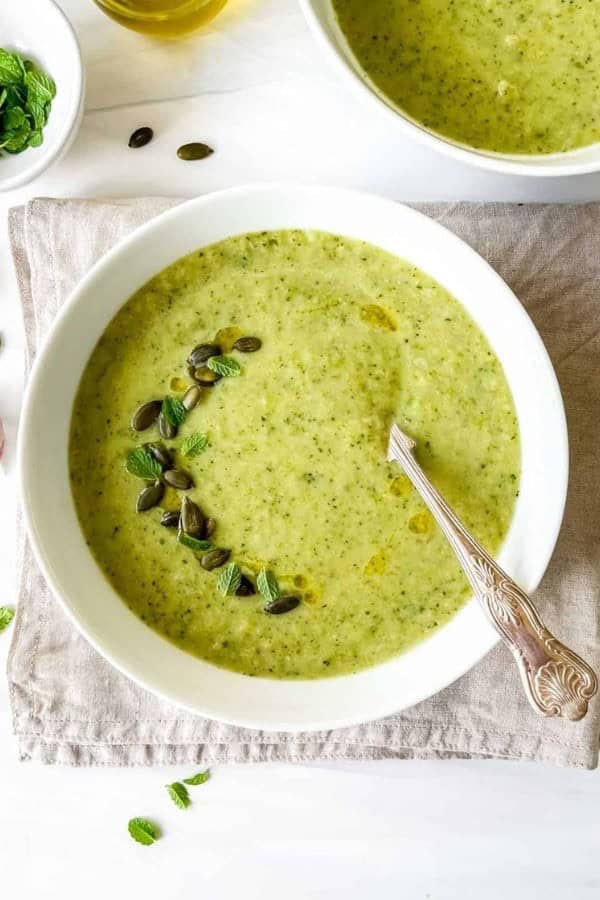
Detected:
[{"left": 94, "top": 0, "right": 228, "bottom": 38}]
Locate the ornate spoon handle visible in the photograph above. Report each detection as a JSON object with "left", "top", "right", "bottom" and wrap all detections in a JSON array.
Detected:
[{"left": 388, "top": 424, "right": 597, "bottom": 720}]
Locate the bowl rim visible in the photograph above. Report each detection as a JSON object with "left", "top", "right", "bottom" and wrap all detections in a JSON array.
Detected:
[
  {"left": 298, "top": 0, "right": 600, "bottom": 178},
  {"left": 17, "top": 183, "right": 569, "bottom": 731},
  {"left": 0, "top": 0, "right": 84, "bottom": 193}
]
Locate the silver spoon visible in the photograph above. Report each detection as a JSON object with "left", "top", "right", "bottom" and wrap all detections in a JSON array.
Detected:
[{"left": 388, "top": 423, "right": 598, "bottom": 720}]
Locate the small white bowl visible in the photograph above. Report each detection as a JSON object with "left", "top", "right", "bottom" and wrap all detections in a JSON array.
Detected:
[
  {"left": 299, "top": 0, "right": 600, "bottom": 178},
  {"left": 0, "top": 0, "right": 84, "bottom": 193},
  {"left": 18, "top": 184, "right": 568, "bottom": 731}
]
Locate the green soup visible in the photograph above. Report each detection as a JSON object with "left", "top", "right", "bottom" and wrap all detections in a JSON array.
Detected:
[
  {"left": 333, "top": 0, "right": 600, "bottom": 155},
  {"left": 69, "top": 230, "right": 519, "bottom": 679}
]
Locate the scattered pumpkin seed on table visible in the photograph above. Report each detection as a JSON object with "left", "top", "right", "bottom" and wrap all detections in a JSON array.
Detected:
[
  {"left": 128, "top": 126, "right": 153, "bottom": 149},
  {"left": 177, "top": 142, "right": 214, "bottom": 161}
]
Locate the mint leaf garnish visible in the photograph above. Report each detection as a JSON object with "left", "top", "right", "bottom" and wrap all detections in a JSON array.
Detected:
[
  {"left": 128, "top": 817, "right": 159, "bottom": 846},
  {"left": 183, "top": 770, "right": 210, "bottom": 786},
  {"left": 217, "top": 562, "right": 242, "bottom": 596},
  {"left": 207, "top": 356, "right": 241, "bottom": 377},
  {"left": 166, "top": 782, "right": 190, "bottom": 809},
  {"left": 0, "top": 607, "right": 15, "bottom": 633},
  {"left": 0, "top": 50, "right": 55, "bottom": 156},
  {"left": 162, "top": 395, "right": 187, "bottom": 427},
  {"left": 126, "top": 447, "right": 162, "bottom": 480},
  {"left": 257, "top": 568, "right": 279, "bottom": 602},
  {"left": 177, "top": 532, "right": 211, "bottom": 552},
  {"left": 180, "top": 432, "right": 208, "bottom": 458}
]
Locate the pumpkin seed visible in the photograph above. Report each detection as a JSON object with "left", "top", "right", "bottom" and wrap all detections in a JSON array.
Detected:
[
  {"left": 144, "top": 442, "right": 173, "bottom": 469},
  {"left": 188, "top": 343, "right": 221, "bottom": 368},
  {"left": 180, "top": 496, "right": 204, "bottom": 535},
  {"left": 233, "top": 336, "right": 262, "bottom": 353},
  {"left": 193, "top": 366, "right": 221, "bottom": 386},
  {"left": 158, "top": 410, "right": 177, "bottom": 439},
  {"left": 264, "top": 595, "right": 300, "bottom": 615},
  {"left": 164, "top": 469, "right": 193, "bottom": 491},
  {"left": 128, "top": 126, "right": 153, "bottom": 149},
  {"left": 136, "top": 480, "right": 164, "bottom": 512},
  {"left": 182, "top": 385, "right": 202, "bottom": 411},
  {"left": 131, "top": 400, "right": 162, "bottom": 432},
  {"left": 160, "top": 510, "right": 180, "bottom": 528},
  {"left": 236, "top": 575, "right": 256, "bottom": 596},
  {"left": 204, "top": 516, "right": 217, "bottom": 538},
  {"left": 177, "top": 142, "right": 214, "bottom": 161},
  {"left": 200, "top": 547, "right": 231, "bottom": 571}
]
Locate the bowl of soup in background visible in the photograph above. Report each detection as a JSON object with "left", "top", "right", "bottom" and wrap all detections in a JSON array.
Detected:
[
  {"left": 299, "top": 0, "right": 600, "bottom": 177},
  {"left": 18, "top": 184, "right": 568, "bottom": 730}
]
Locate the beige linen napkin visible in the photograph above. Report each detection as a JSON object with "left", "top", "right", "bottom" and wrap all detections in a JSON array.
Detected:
[{"left": 8, "top": 198, "right": 600, "bottom": 767}]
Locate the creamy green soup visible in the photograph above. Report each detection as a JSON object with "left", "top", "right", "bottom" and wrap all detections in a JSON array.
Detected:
[
  {"left": 69, "top": 230, "right": 519, "bottom": 679},
  {"left": 333, "top": 0, "right": 600, "bottom": 155}
]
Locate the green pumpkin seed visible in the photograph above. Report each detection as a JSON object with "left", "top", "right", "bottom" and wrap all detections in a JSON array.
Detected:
[
  {"left": 182, "top": 385, "right": 203, "bottom": 411},
  {"left": 128, "top": 126, "right": 153, "bottom": 149},
  {"left": 264, "top": 595, "right": 300, "bottom": 615},
  {"left": 180, "top": 496, "right": 204, "bottom": 535},
  {"left": 233, "top": 336, "right": 262, "bottom": 353},
  {"left": 160, "top": 510, "right": 180, "bottom": 528},
  {"left": 193, "top": 366, "right": 221, "bottom": 386},
  {"left": 236, "top": 575, "right": 256, "bottom": 596},
  {"left": 131, "top": 400, "right": 162, "bottom": 432},
  {"left": 177, "top": 142, "right": 214, "bottom": 161},
  {"left": 164, "top": 469, "right": 193, "bottom": 490},
  {"left": 136, "top": 480, "right": 164, "bottom": 512},
  {"left": 158, "top": 410, "right": 177, "bottom": 439},
  {"left": 200, "top": 548, "right": 231, "bottom": 571},
  {"left": 188, "top": 343, "right": 221, "bottom": 368},
  {"left": 144, "top": 442, "right": 173, "bottom": 469}
]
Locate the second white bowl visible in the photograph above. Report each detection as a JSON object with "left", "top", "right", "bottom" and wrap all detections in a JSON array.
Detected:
[{"left": 299, "top": 0, "right": 600, "bottom": 178}]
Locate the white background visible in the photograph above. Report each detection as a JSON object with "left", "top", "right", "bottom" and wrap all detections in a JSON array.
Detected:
[{"left": 1, "top": 1, "right": 600, "bottom": 896}]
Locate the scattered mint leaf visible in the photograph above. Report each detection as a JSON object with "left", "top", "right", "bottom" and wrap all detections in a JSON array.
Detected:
[
  {"left": 162, "top": 395, "right": 187, "bottom": 427},
  {"left": 257, "top": 569, "right": 280, "bottom": 602},
  {"left": 0, "top": 607, "right": 15, "bottom": 633},
  {"left": 180, "top": 432, "right": 209, "bottom": 458},
  {"left": 128, "top": 817, "right": 159, "bottom": 846},
  {"left": 183, "top": 770, "right": 210, "bottom": 786},
  {"left": 207, "top": 356, "right": 241, "bottom": 378},
  {"left": 217, "top": 562, "right": 242, "bottom": 596},
  {"left": 126, "top": 447, "right": 162, "bottom": 480},
  {"left": 166, "top": 782, "right": 190, "bottom": 810},
  {"left": 3, "top": 106, "right": 25, "bottom": 129},
  {"left": 177, "top": 532, "right": 211, "bottom": 552}
]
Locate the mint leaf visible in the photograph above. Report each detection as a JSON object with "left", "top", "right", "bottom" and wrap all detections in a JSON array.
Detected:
[
  {"left": 0, "top": 49, "right": 24, "bottom": 86},
  {"left": 28, "top": 129, "right": 43, "bottom": 148},
  {"left": 126, "top": 447, "right": 162, "bottom": 480},
  {"left": 180, "top": 432, "right": 208, "bottom": 458},
  {"left": 128, "top": 817, "right": 159, "bottom": 846},
  {"left": 0, "top": 607, "right": 15, "bottom": 633},
  {"left": 183, "top": 769, "right": 210, "bottom": 786},
  {"left": 207, "top": 356, "right": 241, "bottom": 377},
  {"left": 24, "top": 66, "right": 56, "bottom": 104},
  {"left": 177, "top": 532, "right": 211, "bottom": 552},
  {"left": 166, "top": 782, "right": 190, "bottom": 809},
  {"left": 162, "top": 395, "right": 187, "bottom": 427},
  {"left": 3, "top": 106, "right": 25, "bottom": 129},
  {"left": 217, "top": 562, "right": 242, "bottom": 596},
  {"left": 257, "top": 569, "right": 280, "bottom": 602}
]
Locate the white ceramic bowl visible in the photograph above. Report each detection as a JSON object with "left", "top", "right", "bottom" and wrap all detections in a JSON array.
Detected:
[
  {"left": 0, "top": 0, "right": 84, "bottom": 192},
  {"left": 18, "top": 184, "right": 568, "bottom": 731},
  {"left": 299, "top": 0, "right": 600, "bottom": 178}
]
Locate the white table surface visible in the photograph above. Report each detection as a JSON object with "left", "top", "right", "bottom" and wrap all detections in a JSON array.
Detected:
[{"left": 1, "top": 1, "right": 600, "bottom": 896}]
